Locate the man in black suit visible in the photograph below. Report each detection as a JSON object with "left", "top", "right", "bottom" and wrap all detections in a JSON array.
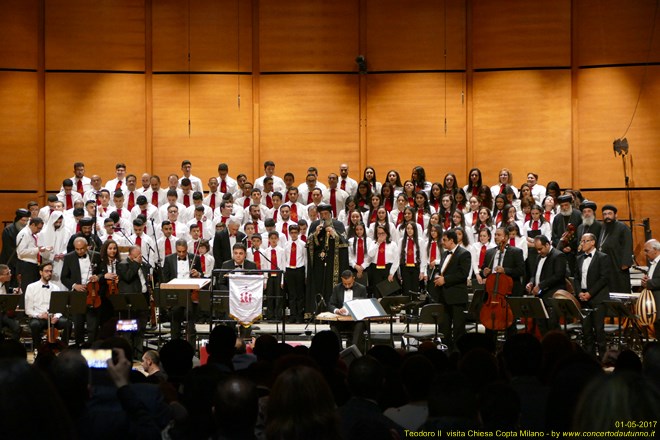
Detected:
[
  {"left": 219, "top": 243, "right": 258, "bottom": 338},
  {"left": 60, "top": 237, "right": 103, "bottom": 346},
  {"left": 480, "top": 227, "right": 526, "bottom": 340},
  {"left": 0, "top": 209, "right": 30, "bottom": 288},
  {"left": 430, "top": 229, "right": 471, "bottom": 352},
  {"left": 213, "top": 219, "right": 246, "bottom": 270},
  {"left": 161, "top": 238, "right": 203, "bottom": 342},
  {"left": 527, "top": 235, "right": 567, "bottom": 335},
  {"left": 117, "top": 245, "right": 151, "bottom": 359},
  {"left": 573, "top": 233, "right": 611, "bottom": 358},
  {"left": 328, "top": 270, "right": 368, "bottom": 351},
  {"left": 642, "top": 239, "right": 660, "bottom": 332}
]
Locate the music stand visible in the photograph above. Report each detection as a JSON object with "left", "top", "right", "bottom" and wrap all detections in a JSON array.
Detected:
[
  {"left": 508, "top": 296, "right": 548, "bottom": 333},
  {"left": 109, "top": 293, "right": 149, "bottom": 320},
  {"left": 547, "top": 298, "right": 585, "bottom": 333},
  {"left": 467, "top": 289, "right": 485, "bottom": 333},
  {"left": 375, "top": 279, "right": 401, "bottom": 298},
  {"left": 0, "top": 294, "right": 21, "bottom": 315},
  {"left": 371, "top": 295, "right": 408, "bottom": 347},
  {"left": 49, "top": 291, "right": 86, "bottom": 344},
  {"left": 603, "top": 300, "right": 642, "bottom": 349}
]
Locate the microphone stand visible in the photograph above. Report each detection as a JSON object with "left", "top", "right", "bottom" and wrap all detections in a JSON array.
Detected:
[
  {"left": 148, "top": 218, "right": 162, "bottom": 329},
  {"left": 252, "top": 245, "right": 284, "bottom": 335}
]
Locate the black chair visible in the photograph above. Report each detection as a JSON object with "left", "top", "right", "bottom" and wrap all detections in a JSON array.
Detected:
[{"left": 403, "top": 304, "right": 445, "bottom": 350}]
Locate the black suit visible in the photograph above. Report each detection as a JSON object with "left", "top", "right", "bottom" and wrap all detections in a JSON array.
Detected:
[
  {"left": 117, "top": 258, "right": 151, "bottom": 358},
  {"left": 212, "top": 230, "right": 246, "bottom": 270},
  {"left": 573, "top": 251, "right": 611, "bottom": 357},
  {"left": 60, "top": 251, "right": 103, "bottom": 345},
  {"left": 161, "top": 252, "right": 203, "bottom": 342},
  {"left": 576, "top": 221, "right": 603, "bottom": 250},
  {"left": 598, "top": 221, "right": 633, "bottom": 293},
  {"left": 328, "top": 282, "right": 368, "bottom": 351},
  {"left": 429, "top": 246, "right": 471, "bottom": 351},
  {"left": 552, "top": 210, "right": 582, "bottom": 277},
  {"left": 529, "top": 248, "right": 567, "bottom": 334}
]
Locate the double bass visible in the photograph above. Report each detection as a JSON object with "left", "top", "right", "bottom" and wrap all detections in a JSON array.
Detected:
[{"left": 479, "top": 244, "right": 515, "bottom": 330}]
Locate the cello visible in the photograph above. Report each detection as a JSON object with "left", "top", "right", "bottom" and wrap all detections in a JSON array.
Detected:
[{"left": 479, "top": 244, "right": 515, "bottom": 331}]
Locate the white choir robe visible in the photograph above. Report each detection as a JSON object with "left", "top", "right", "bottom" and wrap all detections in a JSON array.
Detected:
[
  {"left": 143, "top": 188, "right": 168, "bottom": 207},
  {"left": 130, "top": 205, "right": 161, "bottom": 230},
  {"left": 338, "top": 177, "right": 358, "bottom": 197},
  {"left": 83, "top": 188, "right": 103, "bottom": 204},
  {"left": 490, "top": 184, "right": 520, "bottom": 201},
  {"left": 400, "top": 236, "right": 429, "bottom": 276},
  {"left": 322, "top": 188, "right": 350, "bottom": 218},
  {"left": 199, "top": 253, "right": 215, "bottom": 277},
  {"left": 157, "top": 235, "right": 178, "bottom": 259},
  {"left": 348, "top": 236, "right": 374, "bottom": 271},
  {"left": 101, "top": 232, "right": 129, "bottom": 247},
  {"left": 96, "top": 205, "right": 116, "bottom": 219},
  {"left": 469, "top": 241, "right": 496, "bottom": 280},
  {"left": 261, "top": 231, "right": 288, "bottom": 249},
  {"left": 254, "top": 175, "right": 287, "bottom": 194},
  {"left": 282, "top": 202, "right": 309, "bottom": 222},
  {"left": 275, "top": 220, "right": 297, "bottom": 242},
  {"left": 63, "top": 176, "right": 92, "bottom": 194},
  {"left": 179, "top": 174, "right": 204, "bottom": 194},
  {"left": 57, "top": 191, "right": 83, "bottom": 210},
  {"left": 521, "top": 220, "right": 552, "bottom": 248},
  {"left": 104, "top": 178, "right": 128, "bottom": 195},
  {"left": 186, "top": 218, "right": 214, "bottom": 241},
  {"left": 367, "top": 240, "right": 400, "bottom": 276},
  {"left": 182, "top": 204, "right": 213, "bottom": 224},
  {"left": 203, "top": 191, "right": 223, "bottom": 214},
  {"left": 217, "top": 175, "right": 238, "bottom": 196},
  {"left": 158, "top": 202, "right": 187, "bottom": 224},
  {"left": 242, "top": 205, "right": 269, "bottom": 225},
  {"left": 530, "top": 184, "right": 547, "bottom": 205}
]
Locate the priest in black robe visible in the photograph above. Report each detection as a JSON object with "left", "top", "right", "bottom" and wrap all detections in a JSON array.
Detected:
[{"left": 599, "top": 204, "right": 633, "bottom": 293}]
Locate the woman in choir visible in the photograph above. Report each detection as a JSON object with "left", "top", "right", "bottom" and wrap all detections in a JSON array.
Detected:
[
  {"left": 354, "top": 180, "right": 372, "bottom": 209},
  {"left": 490, "top": 167, "right": 519, "bottom": 200},
  {"left": 473, "top": 207, "right": 495, "bottom": 243},
  {"left": 428, "top": 182, "right": 443, "bottom": 213},
  {"left": 426, "top": 224, "right": 443, "bottom": 277},
  {"left": 503, "top": 185, "right": 520, "bottom": 212},
  {"left": 426, "top": 213, "right": 442, "bottom": 242},
  {"left": 470, "top": 227, "right": 495, "bottom": 285},
  {"left": 506, "top": 223, "right": 528, "bottom": 261},
  {"left": 453, "top": 226, "right": 470, "bottom": 249},
  {"left": 368, "top": 206, "right": 396, "bottom": 242},
  {"left": 390, "top": 194, "right": 408, "bottom": 228},
  {"left": 368, "top": 225, "right": 400, "bottom": 292},
  {"left": 337, "top": 196, "right": 358, "bottom": 228},
  {"left": 464, "top": 195, "right": 481, "bottom": 229},
  {"left": 346, "top": 209, "right": 364, "bottom": 239},
  {"left": 399, "top": 221, "right": 427, "bottom": 296},
  {"left": 411, "top": 166, "right": 431, "bottom": 195},
  {"left": 463, "top": 168, "right": 483, "bottom": 198},
  {"left": 546, "top": 181, "right": 561, "bottom": 205},
  {"left": 438, "top": 193, "right": 454, "bottom": 230},
  {"left": 454, "top": 188, "right": 468, "bottom": 213},
  {"left": 413, "top": 191, "right": 432, "bottom": 232},
  {"left": 492, "top": 194, "right": 507, "bottom": 226},
  {"left": 380, "top": 182, "right": 396, "bottom": 212},
  {"left": 500, "top": 204, "right": 522, "bottom": 231},
  {"left": 401, "top": 180, "right": 417, "bottom": 207},
  {"left": 363, "top": 166, "right": 381, "bottom": 195},
  {"left": 519, "top": 196, "right": 534, "bottom": 224},
  {"left": 519, "top": 183, "right": 532, "bottom": 202},
  {"left": 398, "top": 206, "right": 422, "bottom": 241},
  {"left": 451, "top": 209, "right": 467, "bottom": 231},
  {"left": 99, "top": 239, "right": 122, "bottom": 325},
  {"left": 522, "top": 204, "right": 552, "bottom": 273},
  {"left": 477, "top": 184, "right": 494, "bottom": 211},
  {"left": 442, "top": 173, "right": 459, "bottom": 196},
  {"left": 386, "top": 169, "right": 403, "bottom": 196},
  {"left": 348, "top": 222, "right": 372, "bottom": 286},
  {"left": 364, "top": 194, "right": 383, "bottom": 227},
  {"left": 541, "top": 195, "right": 556, "bottom": 224}
]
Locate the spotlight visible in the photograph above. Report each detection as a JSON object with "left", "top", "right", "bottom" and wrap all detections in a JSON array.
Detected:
[
  {"left": 355, "top": 55, "right": 367, "bottom": 74},
  {"left": 613, "top": 138, "right": 629, "bottom": 156}
]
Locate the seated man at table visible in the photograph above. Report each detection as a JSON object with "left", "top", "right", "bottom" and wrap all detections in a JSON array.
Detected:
[{"left": 328, "top": 270, "right": 368, "bottom": 352}]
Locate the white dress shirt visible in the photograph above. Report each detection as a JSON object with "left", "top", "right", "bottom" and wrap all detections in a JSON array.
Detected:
[
  {"left": 25, "top": 280, "right": 61, "bottom": 318},
  {"left": 367, "top": 241, "right": 400, "bottom": 275},
  {"left": 179, "top": 175, "right": 204, "bottom": 194}
]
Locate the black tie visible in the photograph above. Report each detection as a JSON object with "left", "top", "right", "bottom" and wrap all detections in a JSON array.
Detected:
[
  {"left": 178, "top": 258, "right": 187, "bottom": 261},
  {"left": 78, "top": 254, "right": 87, "bottom": 259},
  {"left": 42, "top": 285, "right": 50, "bottom": 289},
  {"left": 586, "top": 254, "right": 592, "bottom": 258}
]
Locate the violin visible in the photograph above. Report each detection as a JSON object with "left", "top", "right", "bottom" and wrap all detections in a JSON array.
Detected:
[
  {"left": 86, "top": 280, "right": 101, "bottom": 308},
  {"left": 557, "top": 223, "right": 576, "bottom": 250},
  {"left": 106, "top": 262, "right": 119, "bottom": 296},
  {"left": 479, "top": 244, "right": 514, "bottom": 331}
]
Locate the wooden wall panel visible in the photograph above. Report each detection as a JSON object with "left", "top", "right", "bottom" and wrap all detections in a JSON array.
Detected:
[
  {"left": 259, "top": 74, "right": 359, "bottom": 184},
  {"left": 577, "top": 67, "right": 660, "bottom": 189},
  {"left": 0, "top": 0, "right": 38, "bottom": 69},
  {"left": 45, "top": 73, "right": 146, "bottom": 190},
  {"left": 472, "top": 0, "right": 571, "bottom": 69},
  {"left": 0, "top": 194, "right": 41, "bottom": 230},
  {"left": 366, "top": 73, "right": 466, "bottom": 183},
  {"left": 580, "top": 190, "right": 660, "bottom": 262},
  {"left": 259, "top": 0, "right": 359, "bottom": 72},
  {"left": 0, "top": 72, "right": 39, "bottom": 190},
  {"left": 152, "top": 74, "right": 253, "bottom": 182},
  {"left": 152, "top": 0, "right": 252, "bottom": 72},
  {"left": 45, "top": 0, "right": 145, "bottom": 71},
  {"left": 472, "top": 70, "right": 572, "bottom": 188},
  {"left": 577, "top": 0, "right": 660, "bottom": 66},
  {"left": 366, "top": 0, "right": 465, "bottom": 71}
]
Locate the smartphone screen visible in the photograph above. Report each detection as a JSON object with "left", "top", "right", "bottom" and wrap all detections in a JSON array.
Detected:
[
  {"left": 81, "top": 349, "right": 112, "bottom": 369},
  {"left": 116, "top": 319, "right": 138, "bottom": 332}
]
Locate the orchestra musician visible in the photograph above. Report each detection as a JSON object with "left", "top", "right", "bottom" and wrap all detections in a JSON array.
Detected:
[
  {"left": 573, "top": 233, "right": 611, "bottom": 359},
  {"left": 117, "top": 245, "right": 152, "bottom": 359},
  {"left": 328, "top": 270, "right": 368, "bottom": 351},
  {"left": 25, "top": 262, "right": 72, "bottom": 346},
  {"left": 526, "top": 235, "right": 566, "bottom": 335},
  {"left": 60, "top": 237, "right": 103, "bottom": 346},
  {"left": 161, "top": 239, "right": 203, "bottom": 343},
  {"left": 641, "top": 239, "right": 660, "bottom": 331}
]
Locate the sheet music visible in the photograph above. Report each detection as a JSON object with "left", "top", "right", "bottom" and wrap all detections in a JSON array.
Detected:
[
  {"left": 346, "top": 298, "right": 387, "bottom": 320},
  {"left": 162, "top": 278, "right": 210, "bottom": 289}
]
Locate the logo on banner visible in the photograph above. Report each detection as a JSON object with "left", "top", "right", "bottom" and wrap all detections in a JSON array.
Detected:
[{"left": 240, "top": 291, "right": 253, "bottom": 303}]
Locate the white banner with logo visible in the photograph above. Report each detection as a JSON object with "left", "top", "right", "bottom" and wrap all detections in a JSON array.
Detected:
[{"left": 228, "top": 274, "right": 264, "bottom": 326}]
